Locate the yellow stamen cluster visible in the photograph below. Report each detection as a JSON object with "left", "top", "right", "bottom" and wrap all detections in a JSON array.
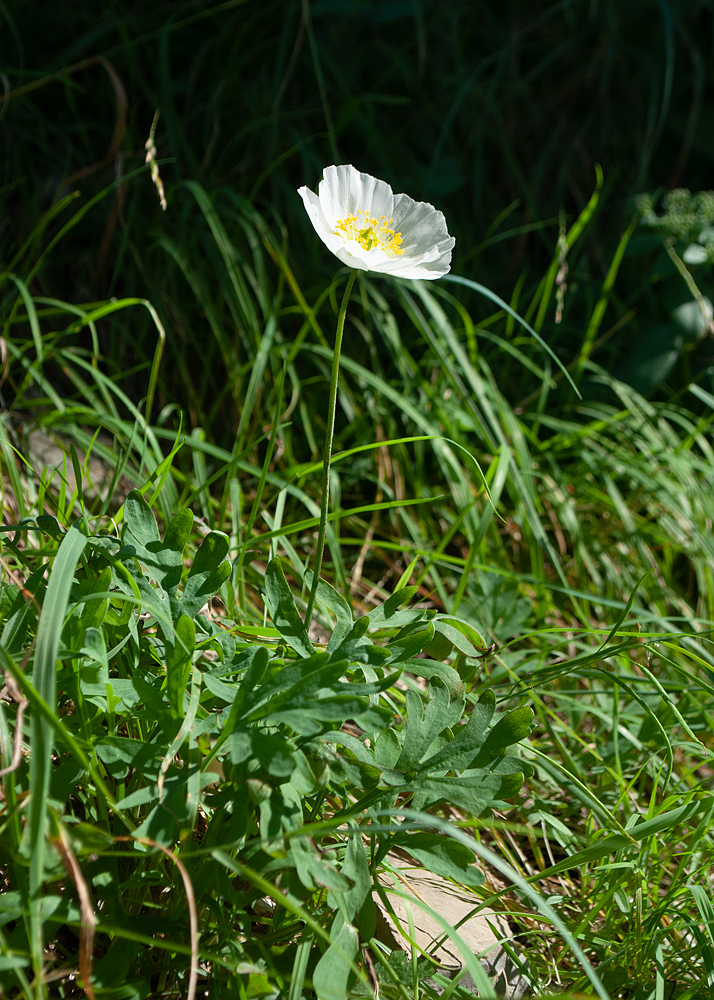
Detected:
[{"left": 335, "top": 210, "right": 404, "bottom": 255}]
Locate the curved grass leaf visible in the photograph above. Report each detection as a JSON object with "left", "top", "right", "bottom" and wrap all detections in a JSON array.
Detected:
[{"left": 23, "top": 522, "right": 87, "bottom": 979}]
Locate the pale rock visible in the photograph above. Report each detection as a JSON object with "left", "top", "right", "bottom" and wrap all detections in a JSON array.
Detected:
[{"left": 374, "top": 854, "right": 530, "bottom": 998}]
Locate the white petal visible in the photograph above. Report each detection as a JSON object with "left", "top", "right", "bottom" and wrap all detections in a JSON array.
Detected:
[
  {"left": 318, "top": 164, "right": 394, "bottom": 226},
  {"left": 377, "top": 248, "right": 453, "bottom": 280},
  {"left": 298, "top": 185, "right": 330, "bottom": 240},
  {"left": 333, "top": 248, "right": 372, "bottom": 270},
  {"left": 352, "top": 169, "right": 394, "bottom": 220},
  {"left": 400, "top": 251, "right": 454, "bottom": 280},
  {"left": 392, "top": 193, "right": 451, "bottom": 253},
  {"left": 299, "top": 184, "right": 361, "bottom": 260}
]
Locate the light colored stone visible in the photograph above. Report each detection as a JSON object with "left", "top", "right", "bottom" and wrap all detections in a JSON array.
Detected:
[
  {"left": 374, "top": 853, "right": 530, "bottom": 998},
  {"left": 25, "top": 429, "right": 132, "bottom": 510}
]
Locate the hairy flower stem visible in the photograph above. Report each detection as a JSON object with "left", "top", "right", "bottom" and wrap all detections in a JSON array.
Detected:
[{"left": 304, "top": 268, "right": 358, "bottom": 627}]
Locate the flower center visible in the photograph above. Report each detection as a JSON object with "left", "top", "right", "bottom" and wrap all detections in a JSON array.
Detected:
[{"left": 334, "top": 211, "right": 404, "bottom": 256}]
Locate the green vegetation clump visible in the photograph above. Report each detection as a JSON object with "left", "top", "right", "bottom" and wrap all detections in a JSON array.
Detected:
[
  {"left": 0, "top": 491, "right": 534, "bottom": 997},
  {"left": 2, "top": 2, "right": 714, "bottom": 998}
]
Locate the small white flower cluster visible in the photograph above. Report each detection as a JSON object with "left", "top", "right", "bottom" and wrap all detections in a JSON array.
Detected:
[{"left": 299, "top": 164, "right": 454, "bottom": 279}]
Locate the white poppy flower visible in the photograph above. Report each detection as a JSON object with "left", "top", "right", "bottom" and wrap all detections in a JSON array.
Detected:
[{"left": 298, "top": 164, "right": 455, "bottom": 279}]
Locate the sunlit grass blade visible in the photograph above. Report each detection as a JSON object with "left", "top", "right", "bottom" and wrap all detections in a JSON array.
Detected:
[
  {"left": 442, "top": 274, "right": 581, "bottom": 397},
  {"left": 24, "top": 522, "right": 87, "bottom": 990}
]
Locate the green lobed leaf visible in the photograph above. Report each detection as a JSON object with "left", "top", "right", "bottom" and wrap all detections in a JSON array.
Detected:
[
  {"left": 179, "top": 530, "right": 231, "bottom": 619},
  {"left": 239, "top": 653, "right": 348, "bottom": 723},
  {"left": 123, "top": 489, "right": 160, "bottom": 549},
  {"left": 433, "top": 615, "right": 485, "bottom": 656},
  {"left": 228, "top": 729, "right": 297, "bottom": 777},
  {"left": 408, "top": 771, "right": 524, "bottom": 815},
  {"left": 476, "top": 706, "right": 534, "bottom": 756},
  {"left": 330, "top": 826, "right": 372, "bottom": 921},
  {"left": 398, "top": 656, "right": 463, "bottom": 695},
  {"left": 165, "top": 614, "right": 196, "bottom": 718},
  {"left": 264, "top": 557, "right": 313, "bottom": 658},
  {"left": 75, "top": 566, "right": 112, "bottom": 631},
  {"left": 392, "top": 832, "right": 485, "bottom": 887},
  {"left": 418, "top": 689, "right": 497, "bottom": 772},
  {"left": 303, "top": 571, "right": 353, "bottom": 654},
  {"left": 374, "top": 729, "right": 402, "bottom": 768},
  {"left": 290, "top": 836, "right": 351, "bottom": 894},
  {"left": 0, "top": 565, "right": 46, "bottom": 654},
  {"left": 387, "top": 623, "right": 435, "bottom": 662},
  {"left": 395, "top": 680, "right": 459, "bottom": 771},
  {"left": 312, "top": 919, "right": 360, "bottom": 1000},
  {"left": 163, "top": 507, "right": 194, "bottom": 567},
  {"left": 214, "top": 645, "right": 271, "bottom": 743}
]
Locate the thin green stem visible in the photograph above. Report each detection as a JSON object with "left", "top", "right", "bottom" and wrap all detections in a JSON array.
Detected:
[{"left": 304, "top": 268, "right": 358, "bottom": 626}]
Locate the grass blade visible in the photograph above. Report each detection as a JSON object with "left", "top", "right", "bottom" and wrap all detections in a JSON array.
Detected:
[{"left": 24, "top": 522, "right": 87, "bottom": 991}]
